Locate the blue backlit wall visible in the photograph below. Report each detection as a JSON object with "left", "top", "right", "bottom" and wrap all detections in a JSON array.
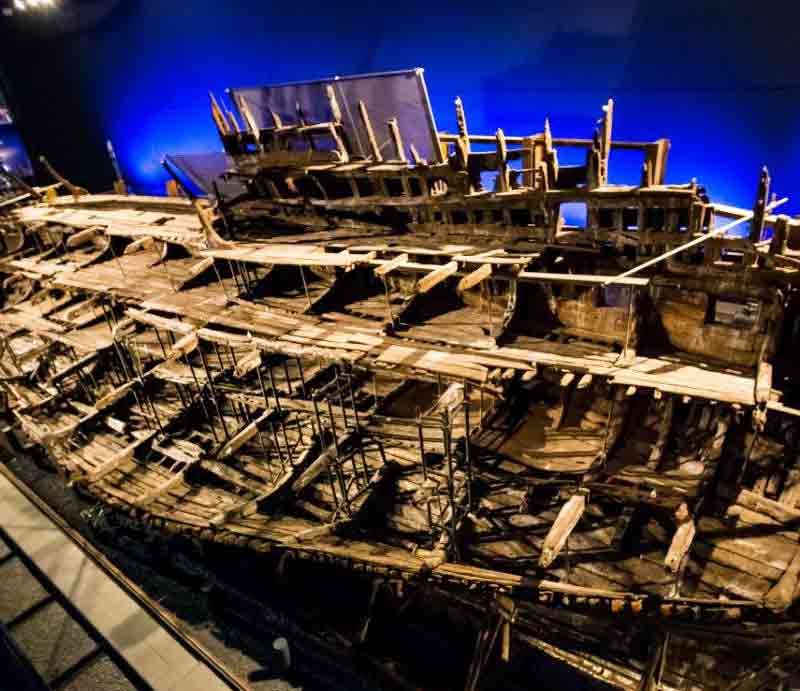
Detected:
[{"left": 2, "top": 0, "right": 799, "bottom": 212}]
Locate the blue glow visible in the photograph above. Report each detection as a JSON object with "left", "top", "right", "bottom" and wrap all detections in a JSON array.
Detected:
[{"left": 70, "top": 0, "right": 799, "bottom": 212}]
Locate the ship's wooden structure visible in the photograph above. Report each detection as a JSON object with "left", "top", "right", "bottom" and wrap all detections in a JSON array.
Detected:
[{"left": 2, "top": 68, "right": 800, "bottom": 690}]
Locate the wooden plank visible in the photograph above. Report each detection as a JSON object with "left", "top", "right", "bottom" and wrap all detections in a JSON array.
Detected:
[
  {"left": 518, "top": 271, "right": 649, "bottom": 287},
  {"left": 457, "top": 263, "right": 493, "bottom": 293},
  {"left": 218, "top": 410, "right": 272, "bottom": 459},
  {"left": 416, "top": 261, "right": 458, "bottom": 294},
  {"left": 664, "top": 518, "right": 695, "bottom": 573},
  {"left": 765, "top": 547, "right": 800, "bottom": 611},
  {"left": 374, "top": 253, "right": 409, "bottom": 277},
  {"left": 126, "top": 308, "right": 194, "bottom": 335},
  {"left": 94, "top": 380, "right": 138, "bottom": 410},
  {"left": 167, "top": 331, "right": 199, "bottom": 358},
  {"left": 452, "top": 254, "right": 533, "bottom": 266},
  {"left": 290, "top": 432, "right": 355, "bottom": 493},
  {"left": 735, "top": 488, "right": 800, "bottom": 524}
]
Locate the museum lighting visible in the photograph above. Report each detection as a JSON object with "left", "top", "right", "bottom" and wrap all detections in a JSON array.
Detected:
[{"left": 12, "top": 0, "right": 58, "bottom": 11}]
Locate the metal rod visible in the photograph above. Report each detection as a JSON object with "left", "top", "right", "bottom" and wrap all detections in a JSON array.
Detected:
[
  {"left": 107, "top": 240, "right": 129, "bottom": 282},
  {"left": 211, "top": 260, "right": 230, "bottom": 300},
  {"left": 311, "top": 393, "right": 325, "bottom": 443},
  {"left": 416, "top": 408, "right": 428, "bottom": 481},
  {"left": 174, "top": 381, "right": 189, "bottom": 410},
  {"left": 153, "top": 245, "right": 178, "bottom": 292},
  {"left": 266, "top": 363, "right": 292, "bottom": 463},
  {"left": 296, "top": 357, "right": 307, "bottom": 397},
  {"left": 334, "top": 367, "right": 349, "bottom": 429},
  {"left": 153, "top": 329, "right": 168, "bottom": 358},
  {"left": 346, "top": 370, "right": 361, "bottom": 430},
  {"left": 443, "top": 411, "right": 459, "bottom": 561},
  {"left": 212, "top": 342, "right": 226, "bottom": 371},
  {"left": 199, "top": 347, "right": 230, "bottom": 439},
  {"left": 326, "top": 396, "right": 350, "bottom": 513},
  {"left": 228, "top": 259, "right": 243, "bottom": 294},
  {"left": 282, "top": 359, "right": 293, "bottom": 395},
  {"left": 269, "top": 421, "right": 287, "bottom": 470},
  {"left": 314, "top": 393, "right": 340, "bottom": 506},
  {"left": 255, "top": 362, "right": 271, "bottom": 410},
  {"left": 381, "top": 278, "right": 394, "bottom": 324},
  {"left": 298, "top": 266, "right": 313, "bottom": 310},
  {"left": 266, "top": 362, "right": 282, "bottom": 412},
  {"left": 238, "top": 261, "right": 252, "bottom": 294},
  {"left": 463, "top": 384, "right": 473, "bottom": 509}
]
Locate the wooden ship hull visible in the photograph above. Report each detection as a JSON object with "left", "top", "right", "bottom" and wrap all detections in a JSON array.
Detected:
[{"left": 2, "top": 69, "right": 800, "bottom": 689}]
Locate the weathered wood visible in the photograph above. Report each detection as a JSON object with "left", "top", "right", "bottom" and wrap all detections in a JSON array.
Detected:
[
  {"left": 291, "top": 432, "right": 354, "bottom": 493},
  {"left": 765, "top": 547, "right": 800, "bottom": 611},
  {"left": 374, "top": 253, "right": 410, "bottom": 277},
  {"left": 539, "top": 493, "right": 586, "bottom": 567},
  {"left": 664, "top": 518, "right": 695, "bottom": 573},
  {"left": 457, "top": 263, "right": 492, "bottom": 293},
  {"left": 735, "top": 489, "right": 800, "bottom": 524},
  {"left": 218, "top": 410, "right": 272, "bottom": 459},
  {"left": 387, "top": 118, "right": 407, "bottom": 163},
  {"left": 88, "top": 432, "right": 156, "bottom": 482},
  {"left": 415, "top": 261, "right": 459, "bottom": 294},
  {"left": 519, "top": 271, "right": 649, "bottom": 288}
]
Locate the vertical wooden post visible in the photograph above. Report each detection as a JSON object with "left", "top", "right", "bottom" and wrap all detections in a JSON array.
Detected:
[
  {"left": 751, "top": 166, "right": 771, "bottom": 243},
  {"left": 521, "top": 136, "right": 535, "bottom": 189},
  {"left": 770, "top": 215, "right": 790, "bottom": 256}
]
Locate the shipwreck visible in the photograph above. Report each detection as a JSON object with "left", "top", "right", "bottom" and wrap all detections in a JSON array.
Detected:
[{"left": 1, "top": 68, "right": 800, "bottom": 690}]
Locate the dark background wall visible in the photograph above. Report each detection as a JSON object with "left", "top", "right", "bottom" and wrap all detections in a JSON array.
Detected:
[{"left": 1, "top": 0, "right": 799, "bottom": 211}]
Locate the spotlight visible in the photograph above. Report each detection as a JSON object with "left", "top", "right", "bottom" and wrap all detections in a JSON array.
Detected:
[{"left": 13, "top": 0, "right": 26, "bottom": 11}]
